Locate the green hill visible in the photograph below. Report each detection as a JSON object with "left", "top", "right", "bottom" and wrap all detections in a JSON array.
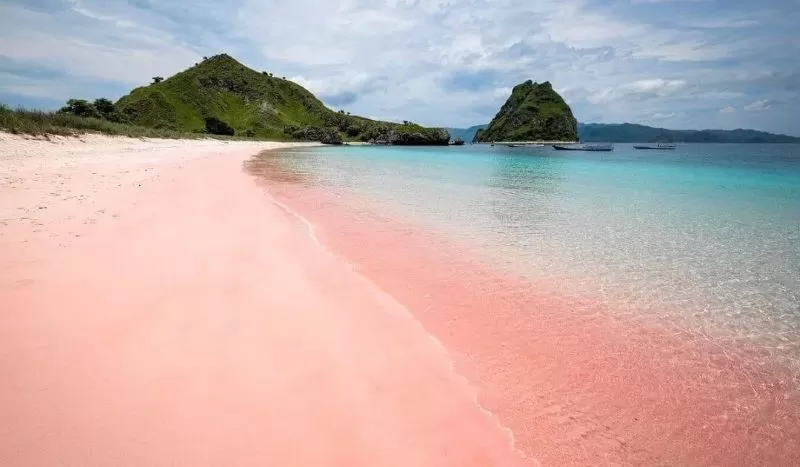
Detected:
[
  {"left": 578, "top": 123, "right": 800, "bottom": 143},
  {"left": 474, "top": 81, "right": 577, "bottom": 143},
  {"left": 114, "top": 54, "right": 448, "bottom": 145}
]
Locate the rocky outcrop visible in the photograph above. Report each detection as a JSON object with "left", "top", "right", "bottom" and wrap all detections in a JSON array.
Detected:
[
  {"left": 370, "top": 127, "right": 450, "bottom": 145},
  {"left": 474, "top": 80, "right": 577, "bottom": 143}
]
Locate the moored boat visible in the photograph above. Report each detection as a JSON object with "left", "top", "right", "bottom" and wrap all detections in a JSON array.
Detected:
[
  {"left": 634, "top": 143, "right": 677, "bottom": 150},
  {"left": 504, "top": 143, "right": 546, "bottom": 148},
  {"left": 552, "top": 143, "right": 614, "bottom": 152}
]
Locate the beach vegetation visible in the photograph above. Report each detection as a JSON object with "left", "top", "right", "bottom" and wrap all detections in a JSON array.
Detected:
[
  {"left": 0, "top": 103, "right": 183, "bottom": 138},
  {"left": 58, "top": 99, "right": 101, "bottom": 119},
  {"left": 0, "top": 103, "right": 258, "bottom": 140},
  {"left": 57, "top": 97, "right": 126, "bottom": 123}
]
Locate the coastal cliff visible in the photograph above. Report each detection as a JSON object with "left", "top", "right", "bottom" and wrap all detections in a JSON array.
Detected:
[{"left": 474, "top": 80, "right": 577, "bottom": 143}]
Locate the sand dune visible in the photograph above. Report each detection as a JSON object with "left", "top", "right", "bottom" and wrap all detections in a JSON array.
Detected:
[{"left": 0, "top": 134, "right": 530, "bottom": 467}]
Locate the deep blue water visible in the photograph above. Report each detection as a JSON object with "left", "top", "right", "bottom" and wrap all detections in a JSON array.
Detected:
[{"left": 270, "top": 143, "right": 800, "bottom": 363}]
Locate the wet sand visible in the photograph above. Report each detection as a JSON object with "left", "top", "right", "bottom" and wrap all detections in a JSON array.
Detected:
[
  {"left": 247, "top": 150, "right": 800, "bottom": 467},
  {"left": 0, "top": 134, "right": 530, "bottom": 467}
]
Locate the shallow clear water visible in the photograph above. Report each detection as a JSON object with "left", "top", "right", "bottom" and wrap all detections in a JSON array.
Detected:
[{"left": 269, "top": 144, "right": 800, "bottom": 362}]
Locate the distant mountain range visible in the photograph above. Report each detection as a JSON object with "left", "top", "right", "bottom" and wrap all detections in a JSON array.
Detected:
[
  {"left": 446, "top": 125, "right": 487, "bottom": 142},
  {"left": 449, "top": 122, "right": 800, "bottom": 143},
  {"left": 577, "top": 123, "right": 800, "bottom": 143}
]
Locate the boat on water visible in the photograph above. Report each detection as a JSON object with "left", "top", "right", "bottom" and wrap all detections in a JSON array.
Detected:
[
  {"left": 449, "top": 138, "right": 465, "bottom": 146},
  {"left": 552, "top": 143, "right": 614, "bottom": 152},
  {"left": 504, "top": 143, "right": 545, "bottom": 148},
  {"left": 633, "top": 143, "right": 677, "bottom": 150}
]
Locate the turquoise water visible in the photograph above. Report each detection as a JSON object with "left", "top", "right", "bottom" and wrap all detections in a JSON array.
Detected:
[{"left": 269, "top": 144, "right": 800, "bottom": 363}]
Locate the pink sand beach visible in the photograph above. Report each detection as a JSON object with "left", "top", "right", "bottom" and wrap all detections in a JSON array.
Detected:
[
  {"left": 2, "top": 133, "right": 798, "bottom": 466},
  {"left": 0, "top": 134, "right": 529, "bottom": 467}
]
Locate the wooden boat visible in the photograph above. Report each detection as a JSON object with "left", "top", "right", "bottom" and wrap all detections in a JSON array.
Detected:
[
  {"left": 633, "top": 143, "right": 677, "bottom": 150},
  {"left": 552, "top": 143, "right": 614, "bottom": 152}
]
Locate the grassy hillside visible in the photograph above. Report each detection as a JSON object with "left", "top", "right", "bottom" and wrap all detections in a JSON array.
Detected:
[
  {"left": 578, "top": 123, "right": 800, "bottom": 143},
  {"left": 115, "top": 54, "right": 449, "bottom": 144},
  {"left": 474, "top": 81, "right": 577, "bottom": 143}
]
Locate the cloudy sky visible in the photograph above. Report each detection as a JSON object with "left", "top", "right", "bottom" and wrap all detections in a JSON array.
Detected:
[{"left": 0, "top": 0, "right": 798, "bottom": 134}]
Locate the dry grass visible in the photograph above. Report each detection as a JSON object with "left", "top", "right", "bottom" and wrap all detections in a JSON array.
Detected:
[{"left": 0, "top": 104, "right": 260, "bottom": 140}]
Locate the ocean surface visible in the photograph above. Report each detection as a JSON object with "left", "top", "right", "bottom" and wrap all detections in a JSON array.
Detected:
[
  {"left": 260, "top": 143, "right": 799, "bottom": 357},
  {"left": 247, "top": 143, "right": 800, "bottom": 465}
]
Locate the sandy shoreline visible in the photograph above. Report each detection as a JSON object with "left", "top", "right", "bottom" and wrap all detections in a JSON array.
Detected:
[
  {"left": 0, "top": 134, "right": 529, "bottom": 467},
  {"left": 3, "top": 133, "right": 798, "bottom": 466},
  {"left": 248, "top": 150, "right": 800, "bottom": 467},
  {"left": 0, "top": 134, "right": 312, "bottom": 269}
]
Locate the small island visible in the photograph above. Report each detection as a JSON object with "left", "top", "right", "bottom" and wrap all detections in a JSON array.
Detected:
[{"left": 474, "top": 80, "right": 578, "bottom": 143}]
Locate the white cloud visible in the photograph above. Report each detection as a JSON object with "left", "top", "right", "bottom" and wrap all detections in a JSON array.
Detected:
[
  {"left": 648, "top": 112, "right": 677, "bottom": 120},
  {"left": 538, "top": 6, "right": 650, "bottom": 50},
  {"left": 631, "top": 0, "right": 711, "bottom": 2},
  {"left": 720, "top": 106, "right": 736, "bottom": 114},
  {"left": 0, "top": 0, "right": 796, "bottom": 133},
  {"left": 626, "top": 79, "right": 688, "bottom": 93},
  {"left": 66, "top": 0, "right": 134, "bottom": 27},
  {"left": 588, "top": 78, "right": 689, "bottom": 104},
  {"left": 744, "top": 100, "right": 771, "bottom": 111},
  {"left": 0, "top": 3, "right": 201, "bottom": 85},
  {"left": 630, "top": 40, "right": 744, "bottom": 61},
  {"left": 493, "top": 87, "right": 512, "bottom": 98},
  {"left": 682, "top": 18, "right": 759, "bottom": 29}
]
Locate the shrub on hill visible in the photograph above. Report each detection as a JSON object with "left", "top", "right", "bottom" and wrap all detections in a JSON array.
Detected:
[
  {"left": 58, "top": 98, "right": 125, "bottom": 123},
  {"left": 204, "top": 117, "right": 235, "bottom": 136}
]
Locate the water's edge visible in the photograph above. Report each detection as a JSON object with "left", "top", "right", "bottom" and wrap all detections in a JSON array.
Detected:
[{"left": 244, "top": 147, "right": 800, "bottom": 466}]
